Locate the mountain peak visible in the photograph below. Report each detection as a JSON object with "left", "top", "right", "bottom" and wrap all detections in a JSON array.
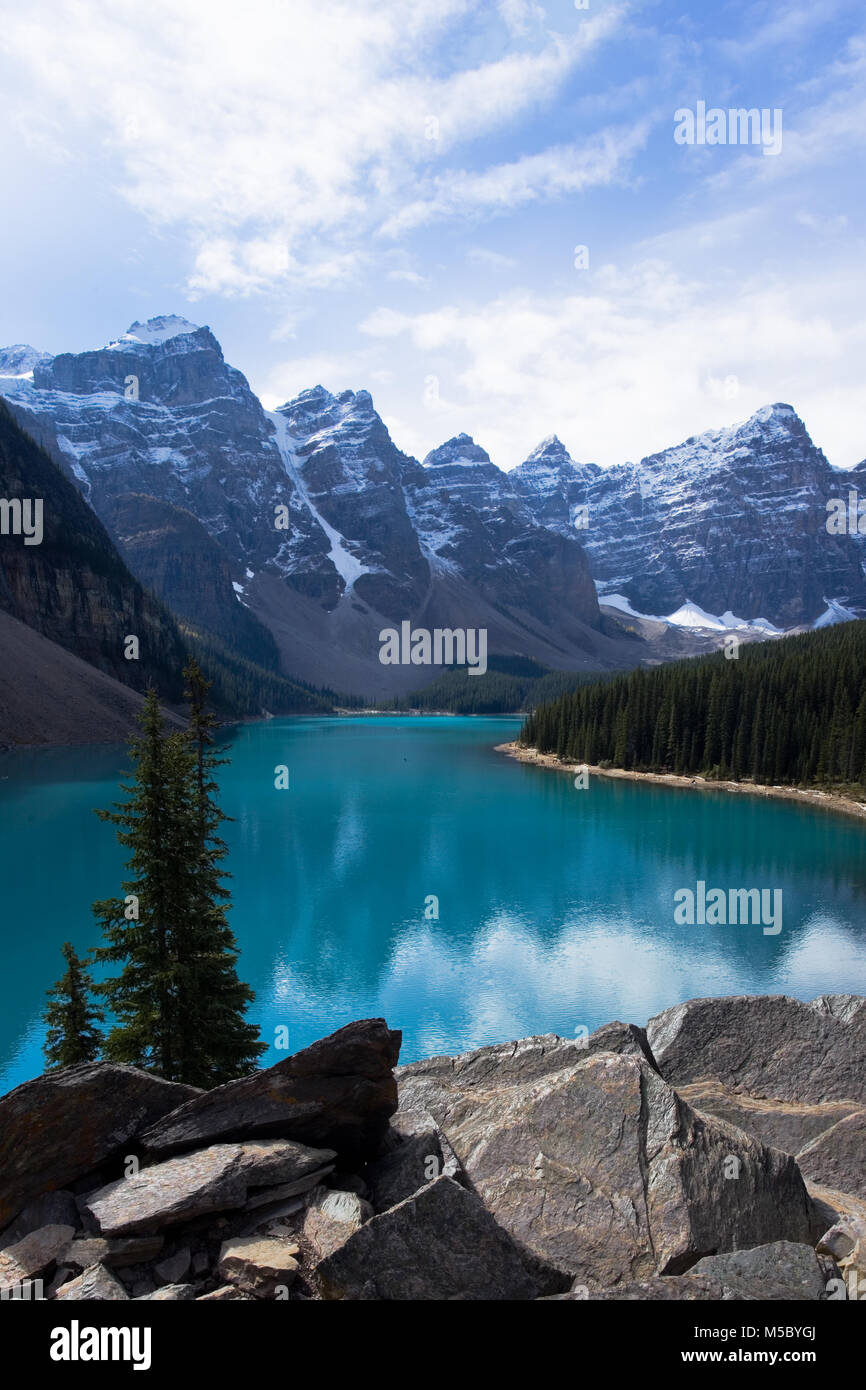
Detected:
[
  {"left": 423, "top": 434, "right": 492, "bottom": 468},
  {"left": 107, "top": 316, "right": 202, "bottom": 349},
  {"left": 525, "top": 434, "right": 573, "bottom": 464}
]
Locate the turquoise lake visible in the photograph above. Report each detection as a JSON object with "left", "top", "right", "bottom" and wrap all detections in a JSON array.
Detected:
[{"left": 2, "top": 714, "right": 866, "bottom": 1092}]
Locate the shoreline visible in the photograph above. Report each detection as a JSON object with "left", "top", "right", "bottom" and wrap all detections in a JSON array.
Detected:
[{"left": 497, "top": 741, "right": 866, "bottom": 824}]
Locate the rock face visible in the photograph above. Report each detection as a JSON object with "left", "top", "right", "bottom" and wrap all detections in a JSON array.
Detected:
[
  {"left": 399, "top": 1041, "right": 813, "bottom": 1287},
  {"left": 511, "top": 406, "right": 866, "bottom": 628},
  {"left": 79, "top": 1139, "right": 335, "bottom": 1236},
  {"left": 365, "top": 1107, "right": 460, "bottom": 1214},
  {"left": 141, "top": 1019, "right": 402, "bottom": 1163},
  {"left": 646, "top": 994, "right": 866, "bottom": 1106},
  {"left": 796, "top": 1113, "right": 866, "bottom": 1199},
  {"left": 0, "top": 402, "right": 190, "bottom": 703},
  {"left": 0, "top": 1063, "right": 200, "bottom": 1229},
  {"left": 316, "top": 1176, "right": 545, "bottom": 1301}
]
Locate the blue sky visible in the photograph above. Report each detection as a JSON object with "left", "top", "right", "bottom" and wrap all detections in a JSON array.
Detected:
[{"left": 1, "top": 0, "right": 864, "bottom": 469}]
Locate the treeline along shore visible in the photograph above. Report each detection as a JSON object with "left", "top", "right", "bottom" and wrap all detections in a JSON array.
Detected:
[{"left": 514, "top": 620, "right": 866, "bottom": 809}]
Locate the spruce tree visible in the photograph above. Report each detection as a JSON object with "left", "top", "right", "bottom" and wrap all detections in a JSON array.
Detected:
[
  {"left": 91, "top": 680, "right": 265, "bottom": 1086},
  {"left": 43, "top": 942, "right": 104, "bottom": 1068}
]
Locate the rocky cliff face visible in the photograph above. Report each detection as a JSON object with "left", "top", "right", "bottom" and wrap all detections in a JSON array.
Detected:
[
  {"left": 1, "top": 318, "right": 617, "bottom": 695},
  {"left": 511, "top": 406, "right": 866, "bottom": 629},
  {"left": 0, "top": 400, "right": 188, "bottom": 699},
  {"left": 3, "top": 317, "right": 864, "bottom": 695}
]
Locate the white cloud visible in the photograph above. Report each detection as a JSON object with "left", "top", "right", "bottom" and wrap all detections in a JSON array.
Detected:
[
  {"left": 359, "top": 255, "right": 866, "bottom": 470},
  {"left": 0, "top": 0, "right": 626, "bottom": 294},
  {"left": 380, "top": 123, "right": 650, "bottom": 235}
]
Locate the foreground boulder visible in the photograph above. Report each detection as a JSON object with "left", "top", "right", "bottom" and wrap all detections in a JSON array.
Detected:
[
  {"left": 399, "top": 1046, "right": 814, "bottom": 1287},
  {"left": 142, "top": 1019, "right": 401, "bottom": 1162},
  {"left": 688, "top": 1242, "right": 835, "bottom": 1300},
  {"left": 646, "top": 995, "right": 866, "bottom": 1105},
  {"left": 0, "top": 1064, "right": 200, "bottom": 1229},
  {"left": 217, "top": 1236, "right": 300, "bottom": 1297},
  {"left": 54, "top": 1264, "right": 129, "bottom": 1300},
  {"left": 316, "top": 1176, "right": 546, "bottom": 1300},
  {"left": 79, "top": 1139, "right": 335, "bottom": 1235}
]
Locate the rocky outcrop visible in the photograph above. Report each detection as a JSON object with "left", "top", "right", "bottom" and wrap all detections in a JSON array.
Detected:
[
  {"left": 0, "top": 1063, "right": 199, "bottom": 1230},
  {"left": 400, "top": 1042, "right": 813, "bottom": 1287},
  {"left": 1, "top": 999, "right": 863, "bottom": 1302},
  {"left": 141, "top": 1019, "right": 401, "bottom": 1162}
]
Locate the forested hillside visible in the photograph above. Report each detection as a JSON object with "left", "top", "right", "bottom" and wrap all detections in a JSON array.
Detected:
[{"left": 521, "top": 622, "right": 866, "bottom": 790}]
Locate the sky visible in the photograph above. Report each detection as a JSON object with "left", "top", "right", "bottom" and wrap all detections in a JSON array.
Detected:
[{"left": 1, "top": 0, "right": 865, "bottom": 471}]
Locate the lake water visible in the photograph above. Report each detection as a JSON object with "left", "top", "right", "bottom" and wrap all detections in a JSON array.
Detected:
[{"left": 2, "top": 714, "right": 866, "bottom": 1091}]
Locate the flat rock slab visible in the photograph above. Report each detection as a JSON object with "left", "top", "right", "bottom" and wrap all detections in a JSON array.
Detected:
[
  {"left": 217, "top": 1236, "right": 300, "bottom": 1297},
  {"left": 80, "top": 1138, "right": 336, "bottom": 1236},
  {"left": 689, "top": 1242, "right": 833, "bottom": 1300},
  {"left": 316, "top": 1175, "right": 546, "bottom": 1301},
  {"left": 142, "top": 1019, "right": 401, "bottom": 1163},
  {"left": 0, "top": 1063, "right": 200, "bottom": 1228},
  {"left": 400, "top": 1047, "right": 813, "bottom": 1287},
  {"left": 0, "top": 1224, "right": 75, "bottom": 1288},
  {"left": 64, "top": 1234, "right": 165, "bottom": 1269},
  {"left": 646, "top": 995, "right": 866, "bottom": 1106},
  {"left": 54, "top": 1264, "right": 129, "bottom": 1300},
  {"left": 796, "top": 1111, "right": 866, "bottom": 1200}
]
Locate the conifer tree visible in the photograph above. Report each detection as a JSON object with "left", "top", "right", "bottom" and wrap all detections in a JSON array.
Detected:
[
  {"left": 91, "top": 680, "right": 265, "bottom": 1086},
  {"left": 43, "top": 942, "right": 104, "bottom": 1067}
]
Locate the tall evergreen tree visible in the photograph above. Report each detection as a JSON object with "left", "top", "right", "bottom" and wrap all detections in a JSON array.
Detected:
[
  {"left": 43, "top": 942, "right": 104, "bottom": 1068},
  {"left": 92, "top": 681, "right": 265, "bottom": 1087}
]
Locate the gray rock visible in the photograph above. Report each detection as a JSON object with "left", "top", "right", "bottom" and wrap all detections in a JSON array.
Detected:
[
  {"left": 678, "top": 1080, "right": 861, "bottom": 1157},
  {"left": 400, "top": 1046, "right": 813, "bottom": 1287},
  {"left": 689, "top": 1242, "right": 833, "bottom": 1300},
  {"left": 80, "top": 1138, "right": 336, "bottom": 1236},
  {"left": 136, "top": 1283, "right": 197, "bottom": 1300},
  {"left": 153, "top": 1247, "right": 191, "bottom": 1284},
  {"left": 197, "top": 1284, "right": 252, "bottom": 1300},
  {"left": 142, "top": 1019, "right": 401, "bottom": 1164},
  {"left": 0, "top": 1063, "right": 200, "bottom": 1228},
  {"left": 0, "top": 1191, "right": 79, "bottom": 1248},
  {"left": 0, "top": 1224, "right": 75, "bottom": 1289},
  {"left": 646, "top": 995, "right": 866, "bottom": 1106},
  {"left": 366, "top": 1107, "right": 460, "bottom": 1213},
  {"left": 396, "top": 1022, "right": 655, "bottom": 1109},
  {"left": 53, "top": 1263, "right": 129, "bottom": 1300},
  {"left": 817, "top": 1216, "right": 865, "bottom": 1263},
  {"left": 796, "top": 1112, "right": 866, "bottom": 1199},
  {"left": 316, "top": 1175, "right": 545, "bottom": 1301},
  {"left": 302, "top": 1188, "right": 373, "bottom": 1262},
  {"left": 217, "top": 1236, "right": 300, "bottom": 1297},
  {"left": 544, "top": 1275, "right": 748, "bottom": 1301}
]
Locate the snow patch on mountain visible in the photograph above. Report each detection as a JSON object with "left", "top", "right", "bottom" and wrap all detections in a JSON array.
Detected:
[
  {"left": 267, "top": 408, "right": 372, "bottom": 594},
  {"left": 107, "top": 316, "right": 201, "bottom": 349}
]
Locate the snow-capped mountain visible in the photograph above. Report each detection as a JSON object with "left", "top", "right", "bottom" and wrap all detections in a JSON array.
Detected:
[
  {"left": 0, "top": 319, "right": 621, "bottom": 695},
  {"left": 2, "top": 316, "right": 862, "bottom": 695},
  {"left": 510, "top": 404, "right": 865, "bottom": 630}
]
